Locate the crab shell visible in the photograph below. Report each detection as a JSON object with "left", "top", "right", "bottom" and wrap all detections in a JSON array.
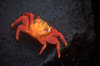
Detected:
[{"left": 30, "top": 18, "right": 51, "bottom": 38}]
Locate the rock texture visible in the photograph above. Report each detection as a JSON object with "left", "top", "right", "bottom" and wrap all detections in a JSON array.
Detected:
[{"left": 0, "top": 0, "right": 96, "bottom": 66}]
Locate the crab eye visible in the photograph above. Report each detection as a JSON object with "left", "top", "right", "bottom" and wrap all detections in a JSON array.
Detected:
[{"left": 48, "top": 28, "right": 51, "bottom": 32}]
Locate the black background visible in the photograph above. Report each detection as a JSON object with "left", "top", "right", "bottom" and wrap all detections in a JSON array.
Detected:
[{"left": 0, "top": 0, "right": 98, "bottom": 66}]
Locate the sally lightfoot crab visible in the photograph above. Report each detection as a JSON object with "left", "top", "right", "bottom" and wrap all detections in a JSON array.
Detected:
[{"left": 11, "top": 12, "right": 67, "bottom": 58}]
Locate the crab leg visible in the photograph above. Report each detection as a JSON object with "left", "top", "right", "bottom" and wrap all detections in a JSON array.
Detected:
[
  {"left": 45, "top": 35, "right": 61, "bottom": 58},
  {"left": 11, "top": 13, "right": 34, "bottom": 28},
  {"left": 15, "top": 16, "right": 30, "bottom": 41},
  {"left": 57, "top": 32, "right": 67, "bottom": 47},
  {"left": 11, "top": 16, "right": 29, "bottom": 27},
  {"left": 16, "top": 25, "right": 29, "bottom": 41},
  {"left": 22, "top": 12, "right": 34, "bottom": 25},
  {"left": 37, "top": 38, "right": 47, "bottom": 55},
  {"left": 11, "top": 16, "right": 22, "bottom": 28},
  {"left": 55, "top": 39, "right": 61, "bottom": 58}
]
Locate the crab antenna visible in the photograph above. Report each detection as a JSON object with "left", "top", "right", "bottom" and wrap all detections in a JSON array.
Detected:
[{"left": 37, "top": 16, "right": 40, "bottom": 19}]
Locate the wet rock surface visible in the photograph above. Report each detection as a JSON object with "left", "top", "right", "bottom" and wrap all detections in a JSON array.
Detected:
[{"left": 0, "top": 0, "right": 96, "bottom": 66}]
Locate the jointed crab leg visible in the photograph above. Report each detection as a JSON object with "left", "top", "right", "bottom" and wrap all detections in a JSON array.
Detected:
[
  {"left": 38, "top": 38, "right": 47, "bottom": 55},
  {"left": 11, "top": 12, "right": 34, "bottom": 28},
  {"left": 45, "top": 28, "right": 67, "bottom": 58},
  {"left": 11, "top": 16, "right": 29, "bottom": 28},
  {"left": 56, "top": 39, "right": 61, "bottom": 58},
  {"left": 16, "top": 25, "right": 28, "bottom": 41},
  {"left": 57, "top": 32, "right": 67, "bottom": 47},
  {"left": 22, "top": 13, "right": 34, "bottom": 26},
  {"left": 11, "top": 16, "right": 30, "bottom": 40},
  {"left": 11, "top": 16, "right": 22, "bottom": 28}
]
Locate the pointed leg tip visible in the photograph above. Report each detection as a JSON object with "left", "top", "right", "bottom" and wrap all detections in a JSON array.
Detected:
[
  {"left": 11, "top": 24, "right": 14, "bottom": 30},
  {"left": 39, "top": 52, "right": 42, "bottom": 56},
  {"left": 16, "top": 38, "right": 19, "bottom": 42},
  {"left": 17, "top": 40, "right": 20, "bottom": 43},
  {"left": 39, "top": 54, "right": 40, "bottom": 56},
  {"left": 16, "top": 38, "right": 19, "bottom": 41},
  {"left": 58, "top": 55, "right": 61, "bottom": 59},
  {"left": 65, "top": 43, "right": 67, "bottom": 47},
  {"left": 11, "top": 24, "right": 13, "bottom": 27}
]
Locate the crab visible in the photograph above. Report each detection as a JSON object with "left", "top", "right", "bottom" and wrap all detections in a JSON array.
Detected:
[{"left": 11, "top": 12, "right": 67, "bottom": 58}]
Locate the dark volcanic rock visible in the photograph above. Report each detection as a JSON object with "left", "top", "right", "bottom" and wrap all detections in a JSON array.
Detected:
[{"left": 0, "top": 0, "right": 96, "bottom": 66}]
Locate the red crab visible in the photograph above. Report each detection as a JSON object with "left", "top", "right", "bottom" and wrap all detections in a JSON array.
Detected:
[{"left": 11, "top": 12, "right": 67, "bottom": 58}]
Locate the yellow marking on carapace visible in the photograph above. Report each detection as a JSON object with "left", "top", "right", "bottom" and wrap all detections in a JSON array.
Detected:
[{"left": 29, "top": 18, "right": 50, "bottom": 38}]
